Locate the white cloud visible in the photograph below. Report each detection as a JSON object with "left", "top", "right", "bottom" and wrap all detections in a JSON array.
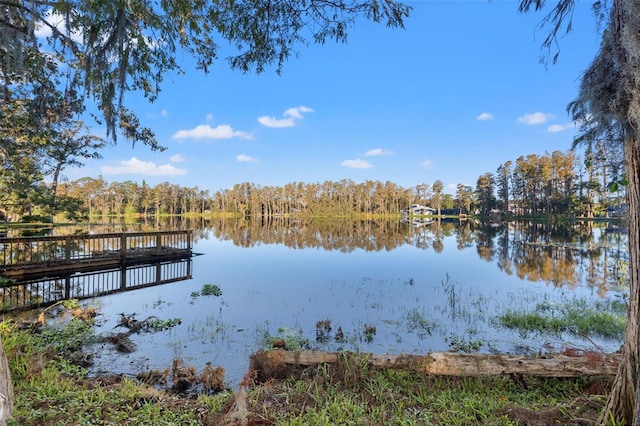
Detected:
[
  {"left": 341, "top": 159, "right": 373, "bottom": 169},
  {"left": 147, "top": 109, "right": 169, "bottom": 119},
  {"left": 548, "top": 122, "right": 576, "bottom": 132},
  {"left": 101, "top": 157, "right": 187, "bottom": 176},
  {"left": 365, "top": 148, "right": 393, "bottom": 156},
  {"left": 35, "top": 9, "right": 83, "bottom": 43},
  {"left": 284, "top": 106, "right": 313, "bottom": 118},
  {"left": 258, "top": 116, "right": 295, "bottom": 128},
  {"left": 237, "top": 154, "right": 260, "bottom": 163},
  {"left": 517, "top": 112, "right": 556, "bottom": 125},
  {"left": 476, "top": 112, "right": 495, "bottom": 121},
  {"left": 421, "top": 159, "right": 433, "bottom": 169},
  {"left": 170, "top": 154, "right": 186, "bottom": 163},
  {"left": 258, "top": 106, "right": 314, "bottom": 128},
  {"left": 172, "top": 124, "right": 252, "bottom": 140}
]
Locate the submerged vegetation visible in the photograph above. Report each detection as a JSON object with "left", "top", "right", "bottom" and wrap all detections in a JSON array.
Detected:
[
  {"left": 497, "top": 297, "right": 627, "bottom": 340},
  {"left": 251, "top": 277, "right": 627, "bottom": 359},
  {"left": 200, "top": 284, "right": 223, "bottom": 297},
  {"left": 191, "top": 284, "right": 223, "bottom": 298},
  {"left": 0, "top": 269, "right": 626, "bottom": 425}
]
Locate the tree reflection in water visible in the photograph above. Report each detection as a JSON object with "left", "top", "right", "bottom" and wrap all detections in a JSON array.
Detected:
[
  {"left": 40, "top": 217, "right": 628, "bottom": 296},
  {"left": 11, "top": 216, "right": 626, "bottom": 298},
  {"left": 204, "top": 217, "right": 626, "bottom": 296}
]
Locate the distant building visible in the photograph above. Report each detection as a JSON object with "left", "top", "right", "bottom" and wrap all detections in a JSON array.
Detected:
[{"left": 406, "top": 204, "right": 436, "bottom": 216}]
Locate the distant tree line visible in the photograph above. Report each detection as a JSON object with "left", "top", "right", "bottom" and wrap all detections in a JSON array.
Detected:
[
  {"left": 0, "top": 148, "right": 624, "bottom": 222},
  {"left": 5, "top": 148, "right": 614, "bottom": 222},
  {"left": 481, "top": 147, "right": 624, "bottom": 218}
]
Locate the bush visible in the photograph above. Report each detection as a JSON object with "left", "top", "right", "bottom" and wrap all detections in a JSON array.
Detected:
[{"left": 19, "top": 214, "right": 52, "bottom": 224}]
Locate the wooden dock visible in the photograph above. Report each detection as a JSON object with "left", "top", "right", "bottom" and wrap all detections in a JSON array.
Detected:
[{"left": 0, "top": 230, "right": 193, "bottom": 280}]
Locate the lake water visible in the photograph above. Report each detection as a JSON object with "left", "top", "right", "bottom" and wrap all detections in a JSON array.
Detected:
[{"left": 8, "top": 218, "right": 628, "bottom": 388}]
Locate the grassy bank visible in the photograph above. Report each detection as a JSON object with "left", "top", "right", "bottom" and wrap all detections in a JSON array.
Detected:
[{"left": 0, "top": 306, "right": 614, "bottom": 426}]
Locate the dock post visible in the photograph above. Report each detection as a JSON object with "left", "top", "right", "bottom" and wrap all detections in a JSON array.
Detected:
[
  {"left": 64, "top": 276, "right": 71, "bottom": 299},
  {"left": 65, "top": 236, "right": 71, "bottom": 262},
  {"left": 120, "top": 234, "right": 127, "bottom": 264},
  {"left": 120, "top": 265, "right": 127, "bottom": 290}
]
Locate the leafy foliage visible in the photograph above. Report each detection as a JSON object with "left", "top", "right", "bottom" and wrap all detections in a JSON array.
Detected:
[
  {"left": 1, "top": 0, "right": 410, "bottom": 149},
  {"left": 0, "top": 1, "right": 410, "bottom": 221}
]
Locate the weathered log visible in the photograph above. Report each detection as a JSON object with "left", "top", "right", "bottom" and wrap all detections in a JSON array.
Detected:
[{"left": 255, "top": 350, "right": 620, "bottom": 378}]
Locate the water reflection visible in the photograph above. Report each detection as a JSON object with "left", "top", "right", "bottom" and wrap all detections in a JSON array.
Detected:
[
  {"left": 15, "top": 217, "right": 627, "bottom": 294},
  {"left": 1, "top": 258, "right": 192, "bottom": 312},
  {"left": 202, "top": 218, "right": 627, "bottom": 294}
]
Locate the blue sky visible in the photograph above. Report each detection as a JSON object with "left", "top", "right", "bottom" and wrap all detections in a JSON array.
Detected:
[{"left": 69, "top": 1, "right": 602, "bottom": 195}]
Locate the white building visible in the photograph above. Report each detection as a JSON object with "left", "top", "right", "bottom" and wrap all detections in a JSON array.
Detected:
[{"left": 407, "top": 204, "right": 436, "bottom": 216}]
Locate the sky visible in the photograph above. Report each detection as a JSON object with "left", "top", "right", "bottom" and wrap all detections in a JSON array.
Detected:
[{"left": 67, "top": 1, "right": 603, "bottom": 195}]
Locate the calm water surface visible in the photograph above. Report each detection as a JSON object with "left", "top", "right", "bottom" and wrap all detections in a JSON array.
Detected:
[{"left": 70, "top": 218, "right": 628, "bottom": 388}]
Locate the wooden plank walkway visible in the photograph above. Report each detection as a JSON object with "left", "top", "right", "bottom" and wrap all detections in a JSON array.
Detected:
[{"left": 0, "top": 230, "right": 193, "bottom": 280}]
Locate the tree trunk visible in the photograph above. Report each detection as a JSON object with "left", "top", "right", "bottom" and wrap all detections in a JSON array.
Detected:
[
  {"left": 0, "top": 338, "right": 14, "bottom": 425},
  {"left": 50, "top": 162, "right": 63, "bottom": 200},
  {"left": 599, "top": 135, "right": 640, "bottom": 426}
]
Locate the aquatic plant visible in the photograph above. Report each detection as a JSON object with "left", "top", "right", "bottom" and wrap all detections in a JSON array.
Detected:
[
  {"left": 445, "top": 334, "right": 484, "bottom": 353},
  {"left": 201, "top": 284, "right": 222, "bottom": 297},
  {"left": 405, "top": 307, "right": 436, "bottom": 339},
  {"left": 261, "top": 326, "right": 310, "bottom": 351},
  {"left": 496, "top": 297, "right": 626, "bottom": 339},
  {"left": 315, "top": 319, "right": 332, "bottom": 342},
  {"left": 192, "top": 284, "right": 223, "bottom": 298}
]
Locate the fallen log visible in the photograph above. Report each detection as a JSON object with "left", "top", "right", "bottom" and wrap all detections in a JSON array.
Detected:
[{"left": 251, "top": 350, "right": 620, "bottom": 381}]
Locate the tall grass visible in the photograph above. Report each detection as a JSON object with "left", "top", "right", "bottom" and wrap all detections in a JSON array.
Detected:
[{"left": 496, "top": 297, "right": 626, "bottom": 339}]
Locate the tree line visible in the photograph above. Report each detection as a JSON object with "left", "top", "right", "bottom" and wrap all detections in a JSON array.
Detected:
[{"left": 8, "top": 148, "right": 616, "bottom": 221}]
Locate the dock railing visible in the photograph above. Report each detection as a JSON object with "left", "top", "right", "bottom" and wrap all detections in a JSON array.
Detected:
[{"left": 0, "top": 230, "right": 193, "bottom": 279}]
